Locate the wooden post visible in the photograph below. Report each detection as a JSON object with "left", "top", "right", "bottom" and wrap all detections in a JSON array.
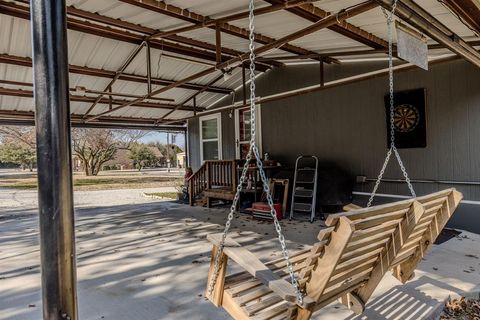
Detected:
[
  {"left": 189, "top": 178, "right": 194, "bottom": 206},
  {"left": 231, "top": 160, "right": 237, "bottom": 192}
]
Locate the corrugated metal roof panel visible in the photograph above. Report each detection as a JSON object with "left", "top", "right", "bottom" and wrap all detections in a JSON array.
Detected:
[{"left": 67, "top": 0, "right": 188, "bottom": 30}]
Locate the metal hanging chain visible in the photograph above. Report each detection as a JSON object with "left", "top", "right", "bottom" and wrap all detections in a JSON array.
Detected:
[
  {"left": 367, "top": 0, "right": 416, "bottom": 207},
  {"left": 207, "top": 0, "right": 304, "bottom": 305}
]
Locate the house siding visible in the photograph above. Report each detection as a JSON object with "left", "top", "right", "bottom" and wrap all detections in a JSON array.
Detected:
[
  {"left": 188, "top": 110, "right": 235, "bottom": 170},
  {"left": 188, "top": 59, "right": 480, "bottom": 233}
]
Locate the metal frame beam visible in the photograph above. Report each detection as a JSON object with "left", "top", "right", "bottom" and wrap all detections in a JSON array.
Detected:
[
  {"left": 440, "top": 0, "right": 480, "bottom": 36},
  {"left": 0, "top": 0, "right": 274, "bottom": 72},
  {"left": 376, "top": 0, "right": 480, "bottom": 68},
  {"left": 85, "top": 1, "right": 377, "bottom": 122},
  {"left": 30, "top": 0, "right": 77, "bottom": 318},
  {"left": 0, "top": 87, "right": 202, "bottom": 112},
  {"left": 82, "top": 42, "right": 146, "bottom": 118},
  {"left": 0, "top": 110, "right": 186, "bottom": 130},
  {"left": 257, "top": 39, "right": 480, "bottom": 61},
  {"left": 264, "top": 0, "right": 389, "bottom": 49},
  {"left": 173, "top": 55, "right": 460, "bottom": 123},
  {"left": 0, "top": 53, "right": 232, "bottom": 94},
  {"left": 158, "top": 73, "right": 225, "bottom": 121},
  {"left": 148, "top": 0, "right": 320, "bottom": 39},
  {"left": 117, "top": 0, "right": 338, "bottom": 63}
]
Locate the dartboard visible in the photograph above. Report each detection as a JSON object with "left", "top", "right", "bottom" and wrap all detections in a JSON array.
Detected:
[{"left": 393, "top": 104, "right": 420, "bottom": 132}]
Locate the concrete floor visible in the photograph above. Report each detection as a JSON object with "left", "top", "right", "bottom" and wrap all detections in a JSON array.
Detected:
[{"left": 0, "top": 190, "right": 479, "bottom": 320}]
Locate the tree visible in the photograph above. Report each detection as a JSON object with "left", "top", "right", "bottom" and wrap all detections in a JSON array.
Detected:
[
  {"left": 72, "top": 128, "right": 117, "bottom": 176},
  {"left": 114, "top": 129, "right": 149, "bottom": 149},
  {"left": 151, "top": 142, "right": 183, "bottom": 166},
  {"left": 0, "top": 126, "right": 36, "bottom": 170},
  {"left": 129, "top": 144, "right": 158, "bottom": 171},
  {"left": 0, "top": 126, "right": 36, "bottom": 147},
  {"left": 0, "top": 143, "right": 36, "bottom": 171}
]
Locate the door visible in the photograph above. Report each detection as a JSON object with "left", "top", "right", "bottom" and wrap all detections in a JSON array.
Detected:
[
  {"left": 235, "top": 106, "right": 262, "bottom": 159},
  {"left": 199, "top": 113, "right": 222, "bottom": 162}
]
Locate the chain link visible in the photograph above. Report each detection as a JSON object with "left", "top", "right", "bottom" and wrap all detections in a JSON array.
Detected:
[
  {"left": 368, "top": 0, "right": 416, "bottom": 207},
  {"left": 207, "top": 0, "right": 304, "bottom": 306}
]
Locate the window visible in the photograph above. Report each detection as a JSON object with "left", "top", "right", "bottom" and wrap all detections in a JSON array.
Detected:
[
  {"left": 235, "top": 106, "right": 262, "bottom": 159},
  {"left": 200, "top": 114, "right": 222, "bottom": 162}
]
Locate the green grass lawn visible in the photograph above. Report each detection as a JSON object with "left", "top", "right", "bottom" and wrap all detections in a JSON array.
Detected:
[{"left": 0, "top": 175, "right": 183, "bottom": 191}]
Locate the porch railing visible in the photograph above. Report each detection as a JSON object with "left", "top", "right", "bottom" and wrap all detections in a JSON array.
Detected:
[{"left": 188, "top": 160, "right": 237, "bottom": 205}]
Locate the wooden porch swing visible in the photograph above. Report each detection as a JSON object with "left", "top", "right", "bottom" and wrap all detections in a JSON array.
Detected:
[
  {"left": 204, "top": 1, "right": 463, "bottom": 319},
  {"left": 205, "top": 188, "right": 462, "bottom": 319}
]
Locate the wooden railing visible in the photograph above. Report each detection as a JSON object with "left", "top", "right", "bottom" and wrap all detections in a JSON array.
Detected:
[{"left": 188, "top": 160, "right": 237, "bottom": 205}]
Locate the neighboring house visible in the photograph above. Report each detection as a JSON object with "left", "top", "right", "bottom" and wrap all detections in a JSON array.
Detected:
[
  {"left": 176, "top": 152, "right": 186, "bottom": 168},
  {"left": 103, "top": 149, "right": 134, "bottom": 170},
  {"left": 187, "top": 59, "right": 480, "bottom": 234}
]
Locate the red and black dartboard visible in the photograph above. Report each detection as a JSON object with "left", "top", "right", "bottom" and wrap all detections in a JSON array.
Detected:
[{"left": 393, "top": 104, "right": 420, "bottom": 133}]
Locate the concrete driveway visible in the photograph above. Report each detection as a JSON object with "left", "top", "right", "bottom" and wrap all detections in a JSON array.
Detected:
[{"left": 1, "top": 190, "right": 479, "bottom": 320}]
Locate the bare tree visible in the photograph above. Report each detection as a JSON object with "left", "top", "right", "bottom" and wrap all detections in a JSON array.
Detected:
[
  {"left": 114, "top": 129, "right": 149, "bottom": 150},
  {"left": 0, "top": 126, "right": 36, "bottom": 147},
  {"left": 72, "top": 128, "right": 117, "bottom": 176}
]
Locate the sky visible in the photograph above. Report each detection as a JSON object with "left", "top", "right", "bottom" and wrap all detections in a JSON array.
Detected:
[{"left": 139, "top": 131, "right": 186, "bottom": 150}]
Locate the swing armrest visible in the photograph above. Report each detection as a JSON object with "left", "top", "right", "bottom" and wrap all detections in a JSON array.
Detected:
[
  {"left": 207, "top": 233, "right": 315, "bottom": 309},
  {"left": 343, "top": 203, "right": 363, "bottom": 212}
]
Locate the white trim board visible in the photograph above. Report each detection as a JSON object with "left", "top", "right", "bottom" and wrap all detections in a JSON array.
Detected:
[
  {"left": 352, "top": 191, "right": 480, "bottom": 206},
  {"left": 234, "top": 105, "right": 262, "bottom": 159},
  {"left": 199, "top": 113, "right": 222, "bottom": 162}
]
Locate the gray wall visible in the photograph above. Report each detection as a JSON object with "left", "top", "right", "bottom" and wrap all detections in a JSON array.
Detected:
[{"left": 188, "top": 59, "right": 480, "bottom": 232}]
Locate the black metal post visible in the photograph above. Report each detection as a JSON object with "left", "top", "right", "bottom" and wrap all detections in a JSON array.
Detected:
[{"left": 30, "top": 0, "right": 78, "bottom": 319}]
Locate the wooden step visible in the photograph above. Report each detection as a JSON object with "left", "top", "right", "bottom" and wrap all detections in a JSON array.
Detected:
[{"left": 204, "top": 188, "right": 236, "bottom": 200}]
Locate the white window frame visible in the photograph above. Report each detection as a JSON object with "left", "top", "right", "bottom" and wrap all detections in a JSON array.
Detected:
[
  {"left": 199, "top": 113, "right": 222, "bottom": 162},
  {"left": 234, "top": 105, "right": 262, "bottom": 159}
]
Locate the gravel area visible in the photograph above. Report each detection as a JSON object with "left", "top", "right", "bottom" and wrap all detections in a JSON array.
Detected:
[{"left": 0, "top": 187, "right": 178, "bottom": 209}]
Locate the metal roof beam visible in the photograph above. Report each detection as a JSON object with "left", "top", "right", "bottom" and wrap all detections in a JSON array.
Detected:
[
  {"left": 118, "top": 0, "right": 338, "bottom": 63},
  {"left": 439, "top": 0, "right": 480, "bottom": 36},
  {"left": 85, "top": 1, "right": 377, "bottom": 122},
  {"left": 0, "top": 53, "right": 232, "bottom": 94},
  {"left": 0, "top": 110, "right": 186, "bottom": 131},
  {"left": 147, "top": 0, "right": 319, "bottom": 39},
  {"left": 60, "top": 2, "right": 281, "bottom": 70},
  {"left": 169, "top": 55, "right": 460, "bottom": 124},
  {"left": 0, "top": 0, "right": 274, "bottom": 71},
  {"left": 257, "top": 39, "right": 480, "bottom": 60},
  {"left": 376, "top": 0, "right": 480, "bottom": 68},
  {"left": 158, "top": 74, "right": 225, "bottom": 122},
  {"left": 265, "top": 0, "right": 389, "bottom": 49},
  {"left": 0, "top": 87, "right": 202, "bottom": 112}
]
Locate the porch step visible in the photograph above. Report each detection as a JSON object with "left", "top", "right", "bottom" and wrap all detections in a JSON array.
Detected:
[
  {"left": 204, "top": 188, "right": 235, "bottom": 201},
  {"left": 195, "top": 197, "right": 208, "bottom": 207}
]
